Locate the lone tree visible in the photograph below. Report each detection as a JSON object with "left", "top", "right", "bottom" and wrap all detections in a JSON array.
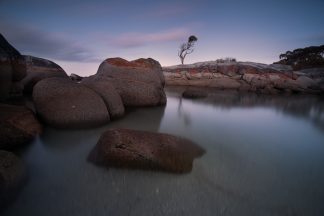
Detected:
[{"left": 178, "top": 35, "right": 198, "bottom": 65}]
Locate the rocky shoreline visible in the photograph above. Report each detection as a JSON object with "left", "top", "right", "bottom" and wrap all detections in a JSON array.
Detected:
[
  {"left": 1, "top": 33, "right": 205, "bottom": 211},
  {"left": 163, "top": 61, "right": 324, "bottom": 94}
]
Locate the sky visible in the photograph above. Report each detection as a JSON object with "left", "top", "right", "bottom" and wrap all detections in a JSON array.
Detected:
[{"left": 1, "top": 0, "right": 324, "bottom": 76}]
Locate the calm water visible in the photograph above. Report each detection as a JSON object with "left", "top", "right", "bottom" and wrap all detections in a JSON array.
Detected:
[{"left": 4, "top": 86, "right": 324, "bottom": 216}]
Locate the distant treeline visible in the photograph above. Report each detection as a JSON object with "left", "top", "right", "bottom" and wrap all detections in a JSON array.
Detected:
[{"left": 274, "top": 45, "right": 324, "bottom": 70}]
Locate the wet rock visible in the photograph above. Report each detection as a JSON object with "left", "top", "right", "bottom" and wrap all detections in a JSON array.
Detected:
[
  {"left": 33, "top": 77, "right": 109, "bottom": 128},
  {"left": 0, "top": 104, "right": 42, "bottom": 150},
  {"left": 0, "top": 150, "right": 26, "bottom": 211},
  {"left": 88, "top": 128, "right": 205, "bottom": 173}
]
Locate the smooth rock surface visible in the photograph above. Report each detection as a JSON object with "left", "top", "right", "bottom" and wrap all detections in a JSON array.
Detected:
[
  {"left": 82, "top": 76, "right": 125, "bottom": 119},
  {"left": 96, "top": 57, "right": 166, "bottom": 106},
  {"left": 33, "top": 77, "right": 110, "bottom": 128},
  {"left": 88, "top": 128, "right": 205, "bottom": 173}
]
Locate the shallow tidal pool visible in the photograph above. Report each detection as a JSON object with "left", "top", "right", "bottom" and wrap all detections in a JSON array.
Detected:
[{"left": 4, "top": 86, "right": 324, "bottom": 216}]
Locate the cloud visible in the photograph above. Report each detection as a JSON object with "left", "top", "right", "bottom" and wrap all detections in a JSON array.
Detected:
[
  {"left": 139, "top": 3, "right": 193, "bottom": 19},
  {"left": 112, "top": 28, "right": 190, "bottom": 48},
  {"left": 0, "top": 20, "right": 99, "bottom": 62}
]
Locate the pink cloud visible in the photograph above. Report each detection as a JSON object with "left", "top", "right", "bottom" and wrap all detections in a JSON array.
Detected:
[{"left": 112, "top": 28, "right": 190, "bottom": 48}]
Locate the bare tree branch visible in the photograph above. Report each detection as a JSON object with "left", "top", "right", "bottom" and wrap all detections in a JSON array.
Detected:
[{"left": 178, "top": 35, "right": 198, "bottom": 64}]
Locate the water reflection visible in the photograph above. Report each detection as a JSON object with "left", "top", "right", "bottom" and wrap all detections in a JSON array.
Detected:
[
  {"left": 177, "top": 97, "right": 191, "bottom": 127},
  {"left": 3, "top": 87, "right": 324, "bottom": 216},
  {"left": 167, "top": 86, "right": 324, "bottom": 132}
]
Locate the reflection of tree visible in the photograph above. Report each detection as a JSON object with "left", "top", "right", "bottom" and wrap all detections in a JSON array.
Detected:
[{"left": 177, "top": 96, "right": 191, "bottom": 126}]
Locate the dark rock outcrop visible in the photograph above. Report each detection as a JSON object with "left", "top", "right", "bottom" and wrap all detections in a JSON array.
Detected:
[
  {"left": 70, "top": 73, "right": 83, "bottom": 82},
  {"left": 0, "top": 150, "right": 26, "bottom": 212},
  {"left": 163, "top": 61, "right": 324, "bottom": 94},
  {"left": 21, "top": 55, "right": 68, "bottom": 94},
  {"left": 33, "top": 77, "right": 110, "bottom": 128},
  {"left": 0, "top": 104, "right": 42, "bottom": 150},
  {"left": 82, "top": 76, "right": 125, "bottom": 119},
  {"left": 96, "top": 57, "right": 166, "bottom": 106},
  {"left": 88, "top": 128, "right": 205, "bottom": 173},
  {"left": 0, "top": 34, "right": 26, "bottom": 101}
]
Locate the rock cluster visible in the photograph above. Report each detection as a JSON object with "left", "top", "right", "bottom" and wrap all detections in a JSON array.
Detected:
[
  {"left": 163, "top": 61, "right": 324, "bottom": 94},
  {"left": 1, "top": 33, "right": 166, "bottom": 128},
  {"left": 88, "top": 128, "right": 205, "bottom": 173},
  {"left": 33, "top": 57, "right": 166, "bottom": 128}
]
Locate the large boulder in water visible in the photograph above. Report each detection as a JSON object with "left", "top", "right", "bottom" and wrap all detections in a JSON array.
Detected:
[
  {"left": 0, "top": 104, "right": 42, "bottom": 150},
  {"left": 0, "top": 34, "right": 26, "bottom": 101},
  {"left": 33, "top": 77, "right": 110, "bottom": 128},
  {"left": 21, "top": 55, "right": 68, "bottom": 94},
  {"left": 88, "top": 128, "right": 205, "bottom": 173},
  {"left": 82, "top": 76, "right": 125, "bottom": 119},
  {"left": 96, "top": 57, "right": 166, "bottom": 106},
  {"left": 0, "top": 150, "right": 26, "bottom": 212}
]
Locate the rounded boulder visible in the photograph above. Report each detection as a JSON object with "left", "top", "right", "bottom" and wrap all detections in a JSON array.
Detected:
[
  {"left": 33, "top": 77, "right": 110, "bottom": 128},
  {"left": 88, "top": 128, "right": 205, "bottom": 173}
]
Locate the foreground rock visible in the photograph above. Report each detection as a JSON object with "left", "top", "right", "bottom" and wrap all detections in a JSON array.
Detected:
[
  {"left": 0, "top": 150, "right": 26, "bottom": 212},
  {"left": 21, "top": 55, "right": 68, "bottom": 94},
  {"left": 0, "top": 34, "right": 26, "bottom": 101},
  {"left": 0, "top": 104, "right": 42, "bottom": 150},
  {"left": 88, "top": 128, "right": 205, "bottom": 173},
  {"left": 33, "top": 77, "right": 110, "bottom": 128},
  {"left": 163, "top": 61, "right": 324, "bottom": 94},
  {"left": 96, "top": 57, "right": 166, "bottom": 106}
]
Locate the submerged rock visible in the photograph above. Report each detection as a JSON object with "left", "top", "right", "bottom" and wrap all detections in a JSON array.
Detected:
[
  {"left": 0, "top": 104, "right": 42, "bottom": 150},
  {"left": 88, "top": 128, "right": 205, "bottom": 173},
  {"left": 0, "top": 150, "right": 26, "bottom": 212},
  {"left": 33, "top": 77, "right": 110, "bottom": 128},
  {"left": 182, "top": 89, "right": 208, "bottom": 99},
  {"left": 21, "top": 55, "right": 68, "bottom": 94}
]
